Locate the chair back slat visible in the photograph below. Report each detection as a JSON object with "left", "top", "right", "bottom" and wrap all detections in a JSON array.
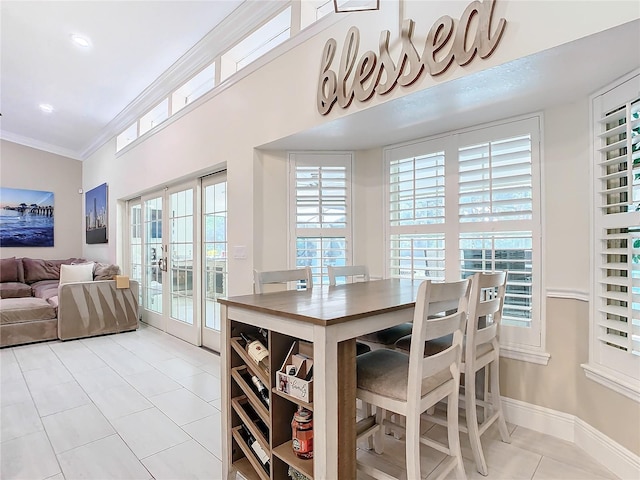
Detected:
[
  {"left": 254, "top": 267, "right": 313, "bottom": 294},
  {"left": 327, "top": 265, "right": 370, "bottom": 286},
  {"left": 421, "top": 344, "right": 460, "bottom": 378},
  {"left": 476, "top": 298, "right": 501, "bottom": 318},
  {"left": 475, "top": 323, "right": 498, "bottom": 346}
]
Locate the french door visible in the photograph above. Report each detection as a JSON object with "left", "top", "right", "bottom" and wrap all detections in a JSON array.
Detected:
[
  {"left": 201, "top": 173, "right": 227, "bottom": 351},
  {"left": 138, "top": 182, "right": 199, "bottom": 345},
  {"left": 128, "top": 173, "right": 226, "bottom": 350}
]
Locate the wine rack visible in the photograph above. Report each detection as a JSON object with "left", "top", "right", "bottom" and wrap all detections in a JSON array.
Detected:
[{"left": 227, "top": 319, "right": 314, "bottom": 480}]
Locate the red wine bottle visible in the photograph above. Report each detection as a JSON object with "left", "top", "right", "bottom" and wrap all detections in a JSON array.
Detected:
[{"left": 241, "top": 424, "right": 270, "bottom": 473}]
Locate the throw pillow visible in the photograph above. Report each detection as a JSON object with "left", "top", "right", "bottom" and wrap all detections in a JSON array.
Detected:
[
  {"left": 0, "top": 257, "right": 19, "bottom": 282},
  {"left": 59, "top": 262, "right": 95, "bottom": 285},
  {"left": 93, "top": 263, "right": 121, "bottom": 281}
]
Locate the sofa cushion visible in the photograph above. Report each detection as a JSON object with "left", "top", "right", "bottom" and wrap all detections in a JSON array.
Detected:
[
  {"left": 47, "top": 295, "right": 59, "bottom": 309},
  {"left": 0, "top": 282, "right": 32, "bottom": 299},
  {"left": 31, "top": 280, "right": 60, "bottom": 300},
  {"left": 0, "top": 297, "right": 57, "bottom": 325},
  {"left": 59, "top": 263, "right": 94, "bottom": 284},
  {"left": 93, "top": 263, "right": 120, "bottom": 281},
  {"left": 22, "top": 258, "right": 85, "bottom": 284},
  {"left": 0, "top": 257, "right": 19, "bottom": 282}
]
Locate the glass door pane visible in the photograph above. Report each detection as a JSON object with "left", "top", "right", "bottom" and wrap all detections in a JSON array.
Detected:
[
  {"left": 129, "top": 201, "right": 143, "bottom": 306},
  {"left": 202, "top": 174, "right": 227, "bottom": 350},
  {"left": 165, "top": 183, "right": 199, "bottom": 345},
  {"left": 169, "top": 188, "right": 194, "bottom": 325},
  {"left": 144, "top": 196, "right": 164, "bottom": 319}
]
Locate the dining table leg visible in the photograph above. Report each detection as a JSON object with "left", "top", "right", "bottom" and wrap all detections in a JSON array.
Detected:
[
  {"left": 338, "top": 338, "right": 357, "bottom": 479},
  {"left": 309, "top": 331, "right": 357, "bottom": 479}
]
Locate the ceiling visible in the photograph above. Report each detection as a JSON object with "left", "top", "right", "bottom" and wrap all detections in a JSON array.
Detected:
[
  {"left": 1, "top": 1, "right": 638, "bottom": 162},
  {"left": 0, "top": 0, "right": 245, "bottom": 160}
]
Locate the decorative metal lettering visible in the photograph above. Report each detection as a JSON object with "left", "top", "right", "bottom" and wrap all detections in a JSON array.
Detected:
[{"left": 317, "top": 0, "right": 507, "bottom": 115}]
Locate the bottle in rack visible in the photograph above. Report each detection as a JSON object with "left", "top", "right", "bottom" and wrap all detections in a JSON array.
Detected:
[
  {"left": 240, "top": 332, "right": 270, "bottom": 375},
  {"left": 241, "top": 423, "right": 270, "bottom": 474},
  {"left": 251, "top": 375, "right": 270, "bottom": 408}
]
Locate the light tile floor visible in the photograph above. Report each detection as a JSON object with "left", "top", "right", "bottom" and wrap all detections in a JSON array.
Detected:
[{"left": 0, "top": 323, "right": 618, "bottom": 480}]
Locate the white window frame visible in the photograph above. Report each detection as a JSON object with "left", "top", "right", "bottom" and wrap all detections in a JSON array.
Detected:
[
  {"left": 384, "top": 115, "right": 546, "bottom": 361},
  {"left": 584, "top": 70, "right": 640, "bottom": 402},
  {"left": 288, "top": 152, "right": 353, "bottom": 285}
]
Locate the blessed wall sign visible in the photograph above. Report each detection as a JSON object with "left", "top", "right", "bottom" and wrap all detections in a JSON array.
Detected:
[{"left": 317, "top": 0, "right": 507, "bottom": 115}]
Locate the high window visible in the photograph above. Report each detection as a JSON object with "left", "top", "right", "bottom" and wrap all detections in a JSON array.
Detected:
[
  {"left": 586, "top": 71, "right": 640, "bottom": 400},
  {"left": 385, "top": 116, "right": 542, "bottom": 350},
  {"left": 220, "top": 7, "right": 292, "bottom": 82},
  {"left": 289, "top": 153, "right": 352, "bottom": 285}
]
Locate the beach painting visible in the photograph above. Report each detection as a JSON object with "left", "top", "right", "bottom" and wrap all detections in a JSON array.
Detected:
[
  {"left": 86, "top": 183, "right": 108, "bottom": 244},
  {"left": 0, "top": 187, "right": 55, "bottom": 247}
]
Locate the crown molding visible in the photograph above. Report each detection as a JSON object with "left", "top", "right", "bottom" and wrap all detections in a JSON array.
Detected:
[
  {"left": 80, "top": 0, "right": 287, "bottom": 161},
  {"left": 1, "top": 131, "right": 81, "bottom": 160}
]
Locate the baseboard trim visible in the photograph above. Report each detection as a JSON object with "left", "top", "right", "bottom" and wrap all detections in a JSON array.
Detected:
[
  {"left": 502, "top": 397, "right": 640, "bottom": 479},
  {"left": 574, "top": 417, "right": 640, "bottom": 480}
]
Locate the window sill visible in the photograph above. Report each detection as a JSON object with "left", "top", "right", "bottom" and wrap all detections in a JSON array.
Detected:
[
  {"left": 501, "top": 345, "right": 550, "bottom": 365},
  {"left": 581, "top": 363, "right": 640, "bottom": 403}
]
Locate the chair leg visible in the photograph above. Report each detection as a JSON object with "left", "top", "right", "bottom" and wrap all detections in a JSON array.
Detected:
[
  {"left": 363, "top": 401, "right": 374, "bottom": 450},
  {"left": 490, "top": 358, "right": 511, "bottom": 444},
  {"left": 374, "top": 407, "right": 386, "bottom": 454},
  {"left": 465, "top": 367, "right": 489, "bottom": 476},
  {"left": 447, "top": 391, "right": 466, "bottom": 480},
  {"left": 405, "top": 411, "right": 421, "bottom": 480}
]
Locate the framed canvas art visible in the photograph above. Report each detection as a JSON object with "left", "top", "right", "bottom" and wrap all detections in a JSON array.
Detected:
[
  {"left": 0, "top": 187, "right": 55, "bottom": 247},
  {"left": 85, "top": 183, "right": 108, "bottom": 244}
]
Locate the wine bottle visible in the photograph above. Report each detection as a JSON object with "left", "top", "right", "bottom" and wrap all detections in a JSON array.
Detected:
[
  {"left": 251, "top": 375, "right": 270, "bottom": 407},
  {"left": 240, "top": 332, "right": 270, "bottom": 374},
  {"left": 241, "top": 424, "right": 270, "bottom": 473}
]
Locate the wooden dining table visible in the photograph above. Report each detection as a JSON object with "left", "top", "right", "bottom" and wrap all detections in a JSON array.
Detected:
[{"left": 219, "top": 278, "right": 423, "bottom": 480}]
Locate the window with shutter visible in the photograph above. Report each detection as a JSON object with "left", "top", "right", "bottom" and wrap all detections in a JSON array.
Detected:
[
  {"left": 588, "top": 72, "right": 640, "bottom": 398},
  {"left": 289, "top": 153, "right": 352, "bottom": 285},
  {"left": 385, "top": 116, "right": 542, "bottom": 349}
]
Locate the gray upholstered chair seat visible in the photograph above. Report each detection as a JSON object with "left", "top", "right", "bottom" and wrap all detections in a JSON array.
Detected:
[
  {"left": 358, "top": 322, "right": 414, "bottom": 346},
  {"left": 356, "top": 348, "right": 451, "bottom": 401},
  {"left": 395, "top": 333, "right": 492, "bottom": 361}
]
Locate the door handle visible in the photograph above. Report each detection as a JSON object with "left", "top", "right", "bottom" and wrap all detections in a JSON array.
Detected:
[{"left": 162, "top": 257, "right": 168, "bottom": 272}]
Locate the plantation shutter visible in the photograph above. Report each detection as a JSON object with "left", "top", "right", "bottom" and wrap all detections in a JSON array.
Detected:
[
  {"left": 458, "top": 133, "right": 535, "bottom": 331},
  {"left": 388, "top": 148, "right": 446, "bottom": 281},
  {"left": 290, "top": 153, "right": 352, "bottom": 285},
  {"left": 593, "top": 79, "right": 640, "bottom": 380},
  {"left": 458, "top": 135, "right": 532, "bottom": 222}
]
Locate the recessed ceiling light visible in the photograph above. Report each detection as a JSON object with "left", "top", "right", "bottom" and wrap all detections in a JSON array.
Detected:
[
  {"left": 70, "top": 34, "right": 91, "bottom": 48},
  {"left": 39, "top": 104, "right": 54, "bottom": 113}
]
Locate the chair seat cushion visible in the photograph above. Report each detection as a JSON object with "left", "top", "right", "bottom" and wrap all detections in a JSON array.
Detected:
[
  {"left": 357, "top": 349, "right": 451, "bottom": 401},
  {"left": 356, "top": 341, "right": 371, "bottom": 356},
  {"left": 395, "top": 334, "right": 493, "bottom": 361},
  {"left": 358, "top": 322, "right": 414, "bottom": 345}
]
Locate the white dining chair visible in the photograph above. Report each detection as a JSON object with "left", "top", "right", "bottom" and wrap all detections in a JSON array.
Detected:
[
  {"left": 327, "top": 264, "right": 370, "bottom": 285},
  {"left": 461, "top": 271, "right": 510, "bottom": 475},
  {"left": 415, "top": 271, "right": 510, "bottom": 476},
  {"left": 328, "top": 265, "right": 412, "bottom": 351},
  {"left": 355, "top": 279, "right": 470, "bottom": 480},
  {"left": 253, "top": 267, "right": 313, "bottom": 294}
]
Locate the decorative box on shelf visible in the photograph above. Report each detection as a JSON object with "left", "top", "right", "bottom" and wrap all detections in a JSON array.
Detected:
[{"left": 276, "top": 341, "right": 313, "bottom": 403}]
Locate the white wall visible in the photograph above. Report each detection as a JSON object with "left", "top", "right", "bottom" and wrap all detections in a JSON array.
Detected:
[{"left": 0, "top": 140, "right": 82, "bottom": 260}]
